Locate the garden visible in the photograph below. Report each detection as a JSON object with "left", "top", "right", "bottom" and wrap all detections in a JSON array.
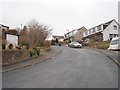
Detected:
[{"left": 2, "top": 19, "right": 52, "bottom": 66}]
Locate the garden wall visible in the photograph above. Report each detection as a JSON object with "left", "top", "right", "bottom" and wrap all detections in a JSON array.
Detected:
[{"left": 2, "top": 50, "right": 29, "bottom": 66}]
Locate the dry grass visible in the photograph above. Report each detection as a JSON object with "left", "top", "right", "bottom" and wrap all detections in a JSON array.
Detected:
[{"left": 88, "top": 41, "right": 110, "bottom": 49}]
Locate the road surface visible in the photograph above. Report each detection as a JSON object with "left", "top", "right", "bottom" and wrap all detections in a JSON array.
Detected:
[{"left": 2, "top": 46, "right": 118, "bottom": 88}]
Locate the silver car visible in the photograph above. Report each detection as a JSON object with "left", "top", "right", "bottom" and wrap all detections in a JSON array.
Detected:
[
  {"left": 108, "top": 37, "right": 120, "bottom": 50},
  {"left": 68, "top": 42, "right": 82, "bottom": 48}
]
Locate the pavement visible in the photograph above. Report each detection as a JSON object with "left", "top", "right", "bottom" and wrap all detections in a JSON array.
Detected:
[
  {"left": 84, "top": 47, "right": 120, "bottom": 66},
  {"left": 2, "top": 46, "right": 62, "bottom": 72}
]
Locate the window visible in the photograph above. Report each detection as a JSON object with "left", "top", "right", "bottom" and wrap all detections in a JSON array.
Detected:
[
  {"left": 89, "top": 30, "right": 91, "bottom": 34},
  {"left": 93, "top": 28, "right": 96, "bottom": 33},
  {"left": 85, "top": 31, "right": 88, "bottom": 35},
  {"left": 109, "top": 34, "right": 118, "bottom": 40},
  {"left": 113, "top": 25, "right": 117, "bottom": 30},
  {"left": 97, "top": 25, "right": 101, "bottom": 31}
]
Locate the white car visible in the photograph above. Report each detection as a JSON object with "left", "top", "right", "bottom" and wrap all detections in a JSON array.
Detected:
[
  {"left": 68, "top": 42, "right": 82, "bottom": 48},
  {"left": 108, "top": 37, "right": 120, "bottom": 50}
]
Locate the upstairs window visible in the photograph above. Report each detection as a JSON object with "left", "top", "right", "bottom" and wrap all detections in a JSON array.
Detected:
[
  {"left": 89, "top": 29, "right": 91, "bottom": 34},
  {"left": 85, "top": 31, "right": 88, "bottom": 35},
  {"left": 113, "top": 25, "right": 117, "bottom": 30},
  {"left": 92, "top": 28, "right": 96, "bottom": 33},
  {"left": 97, "top": 25, "right": 101, "bottom": 31}
]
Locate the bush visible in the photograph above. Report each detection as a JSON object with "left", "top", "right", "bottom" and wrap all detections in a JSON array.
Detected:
[
  {"left": 96, "top": 43, "right": 109, "bottom": 49},
  {"left": 29, "top": 51, "right": 33, "bottom": 57},
  {"left": 26, "top": 45, "right": 30, "bottom": 49},
  {"left": 51, "top": 39, "right": 56, "bottom": 45},
  {"left": 97, "top": 45, "right": 109, "bottom": 49},
  {"left": 29, "top": 50, "right": 35, "bottom": 57},
  {"left": 36, "top": 49, "right": 40, "bottom": 56},
  {"left": 88, "top": 41, "right": 110, "bottom": 49},
  {"left": 44, "top": 40, "right": 51, "bottom": 48},
  {"left": 2, "top": 40, "right": 7, "bottom": 50},
  {"left": 2, "top": 44, "right": 6, "bottom": 50},
  {"left": 16, "top": 46, "right": 22, "bottom": 50},
  {"left": 29, "top": 48, "right": 40, "bottom": 57},
  {"left": 8, "top": 44, "right": 13, "bottom": 49}
]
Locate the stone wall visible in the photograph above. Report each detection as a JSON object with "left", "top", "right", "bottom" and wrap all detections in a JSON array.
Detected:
[{"left": 2, "top": 50, "right": 29, "bottom": 66}]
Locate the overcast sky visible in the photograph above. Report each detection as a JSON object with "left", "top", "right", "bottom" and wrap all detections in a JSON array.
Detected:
[{"left": 0, "top": 0, "right": 119, "bottom": 36}]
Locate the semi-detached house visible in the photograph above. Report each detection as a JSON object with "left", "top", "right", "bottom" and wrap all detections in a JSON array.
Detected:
[
  {"left": 83, "top": 19, "right": 119, "bottom": 42},
  {"left": 64, "top": 26, "right": 87, "bottom": 43}
]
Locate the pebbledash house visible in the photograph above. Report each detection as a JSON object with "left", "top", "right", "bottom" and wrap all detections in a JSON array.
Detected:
[
  {"left": 82, "top": 19, "right": 119, "bottom": 43},
  {"left": 0, "top": 24, "right": 19, "bottom": 48}
]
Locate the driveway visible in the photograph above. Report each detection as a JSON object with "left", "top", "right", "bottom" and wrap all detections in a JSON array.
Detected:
[{"left": 2, "top": 46, "right": 118, "bottom": 88}]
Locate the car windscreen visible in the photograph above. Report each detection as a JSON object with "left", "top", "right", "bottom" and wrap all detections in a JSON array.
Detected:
[{"left": 111, "top": 39, "right": 119, "bottom": 45}]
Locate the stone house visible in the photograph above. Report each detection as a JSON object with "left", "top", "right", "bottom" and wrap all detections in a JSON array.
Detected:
[{"left": 64, "top": 26, "right": 87, "bottom": 43}]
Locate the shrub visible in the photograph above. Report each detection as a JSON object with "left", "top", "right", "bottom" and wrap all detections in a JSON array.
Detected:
[
  {"left": 97, "top": 45, "right": 109, "bottom": 49},
  {"left": 51, "top": 39, "right": 56, "bottom": 45},
  {"left": 29, "top": 48, "right": 40, "bottom": 57},
  {"left": 44, "top": 40, "right": 51, "bottom": 48},
  {"left": 26, "top": 45, "right": 29, "bottom": 49},
  {"left": 29, "top": 51, "right": 33, "bottom": 57},
  {"left": 96, "top": 42, "right": 109, "bottom": 49},
  {"left": 88, "top": 41, "right": 110, "bottom": 49},
  {"left": 8, "top": 44, "right": 13, "bottom": 49},
  {"left": 36, "top": 49, "right": 40, "bottom": 56},
  {"left": 2, "top": 40, "right": 7, "bottom": 50},
  {"left": 2, "top": 44, "right": 6, "bottom": 50},
  {"left": 16, "top": 46, "right": 22, "bottom": 50}
]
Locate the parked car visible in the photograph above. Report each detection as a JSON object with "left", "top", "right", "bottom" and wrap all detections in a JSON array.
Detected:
[
  {"left": 68, "top": 42, "right": 82, "bottom": 48},
  {"left": 108, "top": 37, "right": 120, "bottom": 50}
]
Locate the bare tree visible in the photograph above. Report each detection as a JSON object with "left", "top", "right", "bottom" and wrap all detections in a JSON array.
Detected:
[{"left": 27, "top": 19, "right": 52, "bottom": 47}]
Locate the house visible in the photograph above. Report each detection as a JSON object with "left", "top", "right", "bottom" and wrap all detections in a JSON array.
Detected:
[
  {"left": 0, "top": 24, "right": 9, "bottom": 31},
  {"left": 52, "top": 35, "right": 64, "bottom": 42},
  {"left": 5, "top": 29, "right": 19, "bottom": 47},
  {"left": 64, "top": 29, "right": 78, "bottom": 42},
  {"left": 0, "top": 24, "right": 9, "bottom": 39},
  {"left": 1, "top": 24, "right": 19, "bottom": 48},
  {"left": 73, "top": 26, "right": 87, "bottom": 42},
  {"left": 64, "top": 26, "right": 87, "bottom": 43},
  {"left": 83, "top": 19, "right": 119, "bottom": 43}
]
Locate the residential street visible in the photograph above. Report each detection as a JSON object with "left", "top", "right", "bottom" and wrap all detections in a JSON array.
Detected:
[{"left": 2, "top": 46, "right": 118, "bottom": 88}]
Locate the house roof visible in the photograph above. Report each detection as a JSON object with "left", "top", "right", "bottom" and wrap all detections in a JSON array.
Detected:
[
  {"left": 65, "top": 26, "right": 87, "bottom": 35},
  {"left": 102, "top": 19, "right": 120, "bottom": 32},
  {"left": 0, "top": 24, "right": 9, "bottom": 28},
  {"left": 104, "top": 19, "right": 114, "bottom": 25},
  {"left": 88, "top": 19, "right": 116, "bottom": 30},
  {"left": 102, "top": 19, "right": 115, "bottom": 30},
  {"left": 78, "top": 26, "right": 86, "bottom": 30},
  {"left": 5, "top": 29, "right": 19, "bottom": 36},
  {"left": 65, "top": 29, "right": 78, "bottom": 35}
]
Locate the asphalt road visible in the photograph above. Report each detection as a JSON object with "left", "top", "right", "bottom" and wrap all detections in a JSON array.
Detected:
[{"left": 2, "top": 46, "right": 118, "bottom": 88}]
